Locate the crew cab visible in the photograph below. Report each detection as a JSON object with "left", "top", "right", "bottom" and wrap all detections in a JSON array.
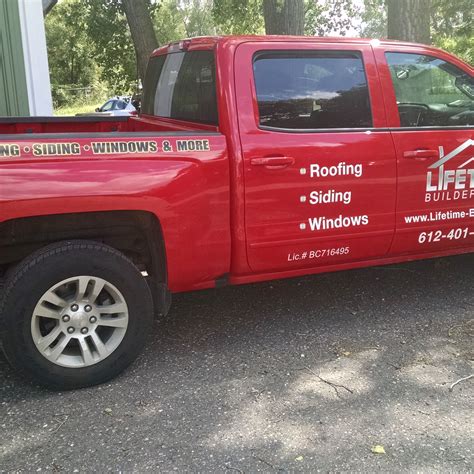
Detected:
[{"left": 0, "top": 36, "right": 472, "bottom": 390}]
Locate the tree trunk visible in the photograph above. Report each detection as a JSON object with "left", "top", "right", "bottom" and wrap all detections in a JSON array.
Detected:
[
  {"left": 387, "top": 0, "right": 431, "bottom": 44},
  {"left": 122, "top": 0, "right": 159, "bottom": 83},
  {"left": 263, "top": 0, "right": 305, "bottom": 35}
]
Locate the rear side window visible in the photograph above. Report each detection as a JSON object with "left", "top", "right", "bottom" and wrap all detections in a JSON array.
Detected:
[
  {"left": 386, "top": 52, "right": 474, "bottom": 127},
  {"left": 101, "top": 100, "right": 115, "bottom": 112},
  {"left": 115, "top": 100, "right": 128, "bottom": 110},
  {"left": 253, "top": 51, "right": 372, "bottom": 130},
  {"left": 142, "top": 50, "right": 218, "bottom": 125}
]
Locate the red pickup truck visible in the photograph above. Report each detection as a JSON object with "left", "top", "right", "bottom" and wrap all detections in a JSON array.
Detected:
[{"left": 1, "top": 36, "right": 473, "bottom": 389}]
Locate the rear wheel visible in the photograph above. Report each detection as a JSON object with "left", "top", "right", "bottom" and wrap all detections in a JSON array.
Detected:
[{"left": 0, "top": 240, "right": 153, "bottom": 390}]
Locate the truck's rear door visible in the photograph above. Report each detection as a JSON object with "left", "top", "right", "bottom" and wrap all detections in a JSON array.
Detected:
[
  {"left": 235, "top": 41, "right": 397, "bottom": 273},
  {"left": 373, "top": 44, "right": 474, "bottom": 255}
]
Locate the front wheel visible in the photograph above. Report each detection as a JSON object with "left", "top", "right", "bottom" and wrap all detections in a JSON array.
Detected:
[{"left": 0, "top": 241, "right": 153, "bottom": 390}]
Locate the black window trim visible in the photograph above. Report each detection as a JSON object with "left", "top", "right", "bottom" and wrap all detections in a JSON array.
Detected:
[{"left": 252, "top": 49, "right": 374, "bottom": 133}]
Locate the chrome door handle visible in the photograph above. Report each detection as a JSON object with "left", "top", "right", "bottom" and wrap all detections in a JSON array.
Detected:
[
  {"left": 403, "top": 149, "right": 438, "bottom": 159},
  {"left": 250, "top": 156, "right": 295, "bottom": 167}
]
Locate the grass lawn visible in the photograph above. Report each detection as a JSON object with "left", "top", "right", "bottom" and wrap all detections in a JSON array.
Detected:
[{"left": 54, "top": 101, "right": 102, "bottom": 116}]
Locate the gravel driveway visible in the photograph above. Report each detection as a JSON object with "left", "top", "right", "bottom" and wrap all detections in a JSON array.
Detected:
[{"left": 1, "top": 254, "right": 473, "bottom": 472}]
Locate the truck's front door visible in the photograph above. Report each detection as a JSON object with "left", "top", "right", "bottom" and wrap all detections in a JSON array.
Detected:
[
  {"left": 373, "top": 45, "right": 474, "bottom": 255},
  {"left": 235, "top": 41, "right": 397, "bottom": 273}
]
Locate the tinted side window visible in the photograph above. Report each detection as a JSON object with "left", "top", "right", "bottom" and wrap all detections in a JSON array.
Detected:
[
  {"left": 386, "top": 52, "right": 474, "bottom": 127},
  {"left": 253, "top": 51, "right": 372, "bottom": 130},
  {"left": 142, "top": 51, "right": 218, "bottom": 125}
]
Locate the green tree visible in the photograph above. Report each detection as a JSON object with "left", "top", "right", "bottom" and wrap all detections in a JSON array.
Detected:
[
  {"left": 212, "top": 0, "right": 265, "bottom": 34},
  {"left": 45, "top": 0, "right": 99, "bottom": 106},
  {"left": 361, "top": 0, "right": 472, "bottom": 63},
  {"left": 212, "top": 0, "right": 360, "bottom": 37},
  {"left": 305, "top": 0, "right": 360, "bottom": 36},
  {"left": 152, "top": 0, "right": 216, "bottom": 41},
  {"left": 83, "top": 0, "right": 138, "bottom": 92},
  {"left": 84, "top": 0, "right": 216, "bottom": 88},
  {"left": 122, "top": 0, "right": 159, "bottom": 82},
  {"left": 431, "top": 0, "right": 473, "bottom": 63},
  {"left": 360, "top": 0, "right": 386, "bottom": 38},
  {"left": 181, "top": 0, "right": 216, "bottom": 37},
  {"left": 153, "top": 1, "right": 187, "bottom": 43}
]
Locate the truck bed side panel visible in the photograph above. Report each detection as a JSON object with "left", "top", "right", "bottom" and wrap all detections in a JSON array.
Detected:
[{"left": 0, "top": 133, "right": 230, "bottom": 292}]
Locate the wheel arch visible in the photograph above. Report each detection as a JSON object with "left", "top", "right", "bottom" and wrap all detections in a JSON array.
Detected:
[{"left": 0, "top": 210, "right": 170, "bottom": 315}]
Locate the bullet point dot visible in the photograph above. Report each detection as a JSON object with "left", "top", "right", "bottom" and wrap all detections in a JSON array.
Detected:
[
  {"left": 299, "top": 223, "right": 306, "bottom": 230},
  {"left": 299, "top": 168, "right": 306, "bottom": 175},
  {"left": 300, "top": 195, "right": 306, "bottom": 203}
]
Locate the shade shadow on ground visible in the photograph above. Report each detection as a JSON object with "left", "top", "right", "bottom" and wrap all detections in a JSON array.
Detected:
[{"left": 1, "top": 254, "right": 473, "bottom": 471}]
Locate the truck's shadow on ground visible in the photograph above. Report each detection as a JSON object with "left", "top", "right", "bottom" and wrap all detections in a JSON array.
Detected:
[{"left": 1, "top": 255, "right": 473, "bottom": 471}]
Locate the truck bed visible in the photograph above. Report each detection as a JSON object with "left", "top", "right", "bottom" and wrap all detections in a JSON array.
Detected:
[
  {"left": 0, "top": 115, "right": 219, "bottom": 135},
  {"left": 0, "top": 116, "right": 132, "bottom": 135},
  {"left": 0, "top": 116, "right": 230, "bottom": 293}
]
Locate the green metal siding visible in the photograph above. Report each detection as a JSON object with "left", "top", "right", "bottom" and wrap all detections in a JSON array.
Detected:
[{"left": 0, "top": 0, "right": 29, "bottom": 116}]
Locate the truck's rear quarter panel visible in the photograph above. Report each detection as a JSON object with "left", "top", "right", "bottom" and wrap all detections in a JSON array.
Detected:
[{"left": 0, "top": 132, "right": 230, "bottom": 292}]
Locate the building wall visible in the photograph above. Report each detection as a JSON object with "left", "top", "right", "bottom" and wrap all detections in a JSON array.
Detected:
[
  {"left": 0, "top": 0, "right": 53, "bottom": 116},
  {"left": 0, "top": 0, "right": 30, "bottom": 116},
  {"left": 18, "top": 0, "right": 53, "bottom": 115}
]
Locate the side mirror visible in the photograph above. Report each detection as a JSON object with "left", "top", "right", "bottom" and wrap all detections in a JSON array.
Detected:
[{"left": 95, "top": 107, "right": 100, "bottom": 112}]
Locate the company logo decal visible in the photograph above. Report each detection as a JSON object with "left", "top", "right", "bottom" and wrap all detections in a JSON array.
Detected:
[{"left": 425, "top": 139, "right": 474, "bottom": 203}]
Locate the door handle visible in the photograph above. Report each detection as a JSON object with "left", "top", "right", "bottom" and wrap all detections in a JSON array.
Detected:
[
  {"left": 250, "top": 156, "right": 295, "bottom": 167},
  {"left": 403, "top": 149, "right": 438, "bottom": 159}
]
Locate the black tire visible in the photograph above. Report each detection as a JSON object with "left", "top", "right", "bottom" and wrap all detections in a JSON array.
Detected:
[{"left": 0, "top": 240, "right": 153, "bottom": 390}]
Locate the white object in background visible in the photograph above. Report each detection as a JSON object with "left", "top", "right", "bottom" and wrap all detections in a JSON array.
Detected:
[
  {"left": 18, "top": 0, "right": 53, "bottom": 116},
  {"left": 95, "top": 97, "right": 138, "bottom": 116}
]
